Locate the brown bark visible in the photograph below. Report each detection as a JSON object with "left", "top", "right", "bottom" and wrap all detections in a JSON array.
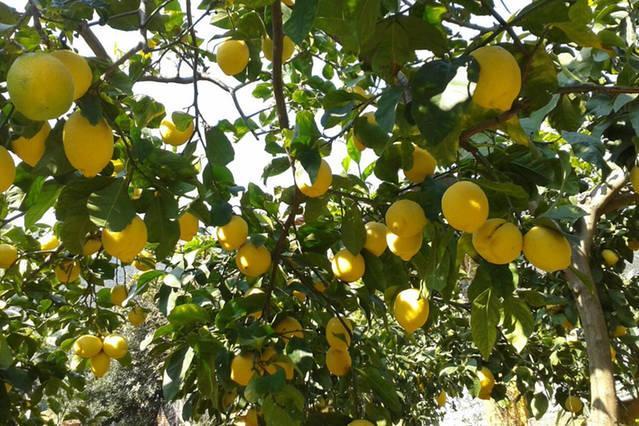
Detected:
[{"left": 620, "top": 397, "right": 639, "bottom": 425}]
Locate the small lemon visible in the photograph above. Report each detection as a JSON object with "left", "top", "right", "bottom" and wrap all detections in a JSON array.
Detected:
[
  {"left": 178, "top": 211, "right": 199, "bottom": 241},
  {"left": 523, "top": 226, "right": 572, "bottom": 272},
  {"left": 260, "top": 346, "right": 295, "bottom": 380},
  {"left": 472, "top": 219, "right": 522, "bottom": 264},
  {"left": 90, "top": 352, "right": 110, "bottom": 378},
  {"left": 11, "top": 122, "right": 50, "bottom": 167},
  {"left": 63, "top": 110, "right": 114, "bottom": 177},
  {"left": 325, "top": 317, "right": 352, "bottom": 350},
  {"left": 313, "top": 281, "right": 327, "bottom": 293},
  {"left": 39, "top": 234, "right": 60, "bottom": 251},
  {"left": 296, "top": 159, "right": 333, "bottom": 198},
  {"left": 73, "top": 335, "right": 103, "bottom": 358},
  {"left": 470, "top": 46, "right": 521, "bottom": 112},
  {"left": 262, "top": 36, "right": 296, "bottom": 62},
  {"left": 82, "top": 237, "right": 101, "bottom": 256},
  {"left": 216, "top": 40, "right": 250, "bottom": 76},
  {"left": 477, "top": 367, "right": 495, "bottom": 400},
  {"left": 217, "top": 215, "right": 248, "bottom": 251},
  {"left": 160, "top": 116, "right": 194, "bottom": 146},
  {"left": 349, "top": 421, "right": 374, "bottom": 426},
  {"left": 55, "top": 260, "right": 81, "bottom": 283},
  {"left": 436, "top": 390, "right": 447, "bottom": 407},
  {"left": 326, "top": 347, "right": 351, "bottom": 376},
  {"left": 631, "top": 166, "right": 639, "bottom": 193},
  {"left": 110, "top": 285, "right": 128, "bottom": 306},
  {"left": 331, "top": 249, "right": 365, "bottom": 283},
  {"left": 235, "top": 243, "right": 272, "bottom": 277},
  {"left": 564, "top": 395, "right": 583, "bottom": 414},
  {"left": 101, "top": 216, "right": 148, "bottom": 263},
  {"left": 363, "top": 222, "right": 388, "bottom": 256},
  {"left": 393, "top": 288, "right": 429, "bottom": 333},
  {"left": 128, "top": 306, "right": 146, "bottom": 326},
  {"left": 385, "top": 199, "right": 427, "bottom": 238},
  {"left": 0, "top": 146, "right": 16, "bottom": 193},
  {"left": 387, "top": 231, "right": 423, "bottom": 261},
  {"left": 50, "top": 50, "right": 93, "bottom": 100},
  {"left": 102, "top": 335, "right": 128, "bottom": 359},
  {"left": 230, "top": 353, "right": 255, "bottom": 386},
  {"left": 403, "top": 145, "right": 437, "bottom": 183},
  {"left": 602, "top": 249, "right": 619, "bottom": 267},
  {"left": 0, "top": 244, "right": 18, "bottom": 269},
  {"left": 612, "top": 325, "right": 627, "bottom": 337},
  {"left": 274, "top": 316, "right": 304, "bottom": 341},
  {"left": 132, "top": 250, "right": 155, "bottom": 271},
  {"left": 442, "top": 181, "right": 489, "bottom": 233}
]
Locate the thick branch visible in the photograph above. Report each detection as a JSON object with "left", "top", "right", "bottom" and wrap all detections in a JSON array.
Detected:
[
  {"left": 270, "top": 1, "right": 289, "bottom": 130},
  {"left": 557, "top": 84, "right": 639, "bottom": 95},
  {"left": 78, "top": 22, "right": 110, "bottom": 61}
]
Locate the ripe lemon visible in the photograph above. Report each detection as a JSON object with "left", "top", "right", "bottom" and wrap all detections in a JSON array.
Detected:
[
  {"left": 50, "top": 50, "right": 93, "bottom": 100},
  {"left": 7, "top": 52, "right": 74, "bottom": 121},
  {"left": 128, "top": 306, "right": 146, "bottom": 326},
  {"left": 385, "top": 199, "right": 427, "bottom": 238},
  {"left": 393, "top": 288, "right": 429, "bottom": 333},
  {"left": 160, "top": 116, "right": 194, "bottom": 146},
  {"left": 82, "top": 237, "right": 101, "bottom": 256},
  {"left": 0, "top": 244, "right": 18, "bottom": 269},
  {"left": 111, "top": 159, "right": 124, "bottom": 174},
  {"left": 363, "top": 222, "right": 388, "bottom": 256},
  {"left": 470, "top": 46, "right": 521, "bottom": 112},
  {"left": 0, "top": 146, "right": 16, "bottom": 193},
  {"left": 613, "top": 325, "right": 627, "bottom": 337},
  {"left": 262, "top": 36, "right": 296, "bottom": 62},
  {"left": 217, "top": 40, "right": 250, "bottom": 76},
  {"left": 296, "top": 159, "right": 333, "bottom": 198},
  {"left": 477, "top": 367, "right": 495, "bottom": 400},
  {"left": 472, "top": 219, "right": 522, "bottom": 264},
  {"left": 111, "top": 285, "right": 128, "bottom": 306},
  {"left": 349, "top": 421, "right": 374, "bottom": 426},
  {"left": 404, "top": 145, "right": 437, "bottom": 183},
  {"left": 523, "top": 226, "right": 571, "bottom": 272},
  {"left": 353, "top": 112, "right": 376, "bottom": 151},
  {"left": 55, "top": 260, "right": 81, "bottom": 283},
  {"left": 235, "top": 243, "right": 272, "bottom": 277},
  {"left": 331, "top": 249, "right": 365, "bottom": 283},
  {"left": 102, "top": 216, "right": 148, "bottom": 263},
  {"left": 11, "top": 122, "right": 50, "bottom": 167},
  {"left": 564, "top": 395, "right": 583, "bottom": 414},
  {"left": 39, "top": 234, "right": 60, "bottom": 251},
  {"left": 90, "top": 352, "right": 110, "bottom": 378},
  {"left": 313, "top": 281, "right": 327, "bottom": 293},
  {"left": 102, "top": 335, "right": 128, "bottom": 359},
  {"left": 217, "top": 215, "right": 248, "bottom": 251},
  {"left": 442, "top": 181, "right": 489, "bottom": 233},
  {"left": 260, "top": 346, "right": 295, "bottom": 380},
  {"left": 326, "top": 317, "right": 352, "bottom": 350},
  {"left": 231, "top": 353, "right": 255, "bottom": 386},
  {"left": 132, "top": 250, "right": 155, "bottom": 271},
  {"left": 274, "top": 316, "right": 304, "bottom": 341},
  {"left": 602, "top": 249, "right": 619, "bottom": 267},
  {"left": 240, "top": 408, "right": 259, "bottom": 426},
  {"left": 631, "top": 166, "right": 639, "bottom": 193},
  {"left": 387, "top": 231, "right": 423, "bottom": 261},
  {"left": 73, "top": 335, "right": 103, "bottom": 358},
  {"left": 436, "top": 390, "right": 447, "bottom": 407},
  {"left": 326, "top": 347, "right": 351, "bottom": 376},
  {"left": 178, "top": 211, "right": 199, "bottom": 241},
  {"left": 245, "top": 287, "right": 264, "bottom": 319},
  {"left": 288, "top": 281, "right": 306, "bottom": 303},
  {"left": 63, "top": 110, "right": 114, "bottom": 177}
]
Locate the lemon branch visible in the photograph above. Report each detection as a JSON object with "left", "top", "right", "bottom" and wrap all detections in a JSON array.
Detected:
[
  {"left": 270, "top": 0, "right": 289, "bottom": 130},
  {"left": 557, "top": 84, "right": 639, "bottom": 95}
]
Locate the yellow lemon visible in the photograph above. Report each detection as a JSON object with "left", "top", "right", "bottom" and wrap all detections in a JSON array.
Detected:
[
  {"left": 132, "top": 250, "right": 155, "bottom": 271},
  {"left": 470, "top": 46, "right": 521, "bottom": 112},
  {"left": 231, "top": 353, "right": 255, "bottom": 386},
  {"left": 296, "top": 159, "right": 333, "bottom": 198},
  {"left": 613, "top": 325, "right": 627, "bottom": 337},
  {"left": 7, "top": 52, "right": 74, "bottom": 121},
  {"left": 82, "top": 237, "right": 101, "bottom": 256},
  {"left": 353, "top": 112, "right": 376, "bottom": 151},
  {"left": 128, "top": 306, "right": 146, "bottom": 326},
  {"left": 472, "top": 219, "right": 522, "bottom": 264},
  {"left": 331, "top": 249, "right": 365, "bottom": 283},
  {"left": 523, "top": 226, "right": 572, "bottom": 272},
  {"left": 239, "top": 408, "right": 259, "bottom": 426},
  {"left": 289, "top": 282, "right": 306, "bottom": 303},
  {"left": 260, "top": 346, "right": 295, "bottom": 380},
  {"left": 564, "top": 395, "right": 583, "bottom": 414},
  {"left": 217, "top": 215, "right": 249, "bottom": 251},
  {"left": 0, "top": 244, "right": 18, "bottom": 269},
  {"left": 0, "top": 146, "right": 16, "bottom": 193},
  {"left": 235, "top": 243, "right": 272, "bottom": 277},
  {"left": 393, "top": 288, "right": 429, "bottom": 333},
  {"left": 602, "top": 249, "right": 619, "bottom": 267},
  {"left": 217, "top": 40, "right": 250, "bottom": 76},
  {"left": 326, "top": 347, "right": 351, "bottom": 376},
  {"left": 55, "top": 260, "right": 81, "bottom": 283},
  {"left": 385, "top": 199, "right": 427, "bottom": 238},
  {"left": 63, "top": 110, "right": 114, "bottom": 177},
  {"left": 101, "top": 216, "right": 148, "bottom": 263},
  {"left": 90, "top": 352, "right": 110, "bottom": 378},
  {"left": 50, "top": 50, "right": 93, "bottom": 100},
  {"left": 404, "top": 145, "right": 437, "bottom": 183},
  {"left": 73, "top": 335, "right": 103, "bottom": 358},
  {"left": 349, "top": 421, "right": 374, "bottom": 426},
  {"left": 11, "top": 122, "right": 50, "bottom": 167},
  {"left": 245, "top": 287, "right": 264, "bottom": 319},
  {"left": 160, "top": 116, "right": 194, "bottom": 146},
  {"left": 178, "top": 212, "right": 199, "bottom": 241},
  {"left": 111, "top": 159, "right": 124, "bottom": 174},
  {"left": 102, "top": 335, "right": 128, "bottom": 359},
  {"left": 442, "top": 181, "right": 489, "bottom": 233},
  {"left": 262, "top": 35, "right": 296, "bottom": 62},
  {"left": 631, "top": 166, "right": 639, "bottom": 193},
  {"left": 110, "top": 285, "right": 128, "bottom": 306},
  {"left": 477, "top": 367, "right": 495, "bottom": 400},
  {"left": 39, "top": 234, "right": 60, "bottom": 251},
  {"left": 325, "top": 317, "right": 352, "bottom": 350},
  {"left": 436, "top": 390, "right": 447, "bottom": 407},
  {"left": 274, "top": 316, "right": 304, "bottom": 341},
  {"left": 387, "top": 231, "right": 423, "bottom": 261},
  {"left": 313, "top": 281, "right": 327, "bottom": 293},
  {"left": 363, "top": 222, "right": 387, "bottom": 256},
  {"left": 610, "top": 345, "right": 617, "bottom": 361}
]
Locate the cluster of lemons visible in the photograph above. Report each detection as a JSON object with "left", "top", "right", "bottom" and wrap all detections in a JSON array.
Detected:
[
  {"left": 73, "top": 334, "right": 128, "bottom": 378},
  {"left": 215, "top": 214, "right": 273, "bottom": 278}
]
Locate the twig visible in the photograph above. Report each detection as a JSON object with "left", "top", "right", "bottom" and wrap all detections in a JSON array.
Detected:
[
  {"left": 479, "top": 0, "right": 524, "bottom": 51},
  {"left": 102, "top": 42, "right": 145, "bottom": 78},
  {"left": 270, "top": 1, "right": 289, "bottom": 129},
  {"left": 557, "top": 84, "right": 639, "bottom": 95}
]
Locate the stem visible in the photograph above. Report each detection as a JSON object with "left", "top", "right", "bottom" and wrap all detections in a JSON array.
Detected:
[{"left": 270, "top": 0, "right": 289, "bottom": 130}]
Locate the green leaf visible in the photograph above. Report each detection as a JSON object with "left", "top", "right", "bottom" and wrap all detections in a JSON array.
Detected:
[
  {"left": 562, "top": 131, "right": 607, "bottom": 171},
  {"left": 501, "top": 296, "right": 534, "bottom": 353},
  {"left": 162, "top": 346, "right": 195, "bottom": 400},
  {"left": 539, "top": 204, "right": 587, "bottom": 224},
  {"left": 291, "top": 111, "right": 321, "bottom": 152},
  {"left": 531, "top": 392, "right": 549, "bottom": 420},
  {"left": 129, "top": 95, "right": 165, "bottom": 128},
  {"left": 59, "top": 214, "right": 94, "bottom": 255},
  {"left": 245, "top": 369, "right": 286, "bottom": 403},
  {"left": 263, "top": 157, "right": 291, "bottom": 184},
  {"left": 263, "top": 384, "right": 305, "bottom": 426},
  {"left": 468, "top": 262, "right": 515, "bottom": 301},
  {"left": 168, "top": 303, "right": 209, "bottom": 326},
  {"left": 518, "top": 48, "right": 558, "bottom": 111},
  {"left": 215, "top": 292, "right": 266, "bottom": 329},
  {"left": 362, "top": 251, "right": 388, "bottom": 291},
  {"left": 341, "top": 203, "right": 365, "bottom": 254},
  {"left": 0, "top": 335, "right": 13, "bottom": 369},
  {"left": 197, "top": 355, "right": 218, "bottom": 401},
  {"left": 205, "top": 127, "right": 234, "bottom": 166},
  {"left": 359, "top": 366, "right": 402, "bottom": 416},
  {"left": 283, "top": 0, "right": 318, "bottom": 44},
  {"left": 23, "top": 181, "right": 61, "bottom": 228},
  {"left": 316, "top": 0, "right": 380, "bottom": 53},
  {"left": 552, "top": 22, "right": 602, "bottom": 48},
  {"left": 471, "top": 288, "right": 500, "bottom": 359},
  {"left": 145, "top": 191, "right": 180, "bottom": 259},
  {"left": 172, "top": 112, "right": 193, "bottom": 132},
  {"left": 375, "top": 86, "right": 403, "bottom": 133},
  {"left": 87, "top": 178, "right": 136, "bottom": 231}
]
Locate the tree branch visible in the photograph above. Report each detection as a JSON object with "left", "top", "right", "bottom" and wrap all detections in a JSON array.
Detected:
[
  {"left": 557, "top": 84, "right": 639, "bottom": 95},
  {"left": 479, "top": 0, "right": 524, "bottom": 51},
  {"left": 78, "top": 21, "right": 110, "bottom": 61},
  {"left": 270, "top": 1, "right": 289, "bottom": 130}
]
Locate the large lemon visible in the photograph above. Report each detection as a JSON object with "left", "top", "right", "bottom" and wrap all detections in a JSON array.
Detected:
[
  {"left": 296, "top": 159, "right": 333, "bottom": 198},
  {"left": 477, "top": 367, "right": 495, "bottom": 400},
  {"left": 50, "top": 50, "right": 93, "bottom": 100},
  {"left": 472, "top": 219, "right": 522, "bottom": 264},
  {"left": 128, "top": 306, "right": 146, "bottom": 327},
  {"left": 40, "top": 234, "right": 60, "bottom": 251},
  {"left": 55, "top": 260, "right": 81, "bottom": 283},
  {"left": 63, "top": 110, "right": 114, "bottom": 177},
  {"left": 387, "top": 231, "right": 423, "bottom": 261},
  {"left": 7, "top": 52, "right": 74, "bottom": 121},
  {"left": 101, "top": 216, "right": 148, "bottom": 263},
  {"left": 230, "top": 353, "right": 255, "bottom": 386},
  {"left": 274, "top": 316, "right": 304, "bottom": 341},
  {"left": 385, "top": 199, "right": 427, "bottom": 238},
  {"left": 0, "top": 244, "right": 18, "bottom": 269},
  {"left": 631, "top": 166, "right": 639, "bottom": 193},
  {"left": 325, "top": 317, "right": 352, "bottom": 350},
  {"left": 217, "top": 40, "right": 250, "bottom": 76},
  {"left": 393, "top": 288, "right": 429, "bottom": 333},
  {"left": 602, "top": 249, "right": 619, "bottom": 267},
  {"left": 0, "top": 146, "right": 16, "bottom": 193},
  {"left": 235, "top": 243, "right": 272, "bottom": 277},
  {"left": 110, "top": 285, "right": 128, "bottom": 306},
  {"left": 90, "top": 352, "right": 110, "bottom": 378},
  {"left": 523, "top": 226, "right": 572, "bottom": 272},
  {"left": 564, "top": 395, "right": 583, "bottom": 414},
  {"left": 11, "top": 122, "right": 50, "bottom": 167},
  {"left": 404, "top": 145, "right": 437, "bottom": 183},
  {"left": 217, "top": 215, "right": 248, "bottom": 251},
  {"left": 363, "top": 222, "right": 388, "bottom": 256},
  {"left": 73, "top": 335, "right": 103, "bottom": 358},
  {"left": 178, "top": 212, "right": 199, "bottom": 241},
  {"left": 441, "top": 181, "right": 489, "bottom": 233},
  {"left": 470, "top": 46, "right": 521, "bottom": 112},
  {"left": 102, "top": 335, "right": 128, "bottom": 359},
  {"left": 262, "top": 36, "right": 296, "bottom": 62},
  {"left": 326, "top": 347, "right": 351, "bottom": 376},
  {"left": 160, "top": 116, "right": 194, "bottom": 146},
  {"left": 82, "top": 237, "right": 101, "bottom": 256},
  {"left": 331, "top": 249, "right": 365, "bottom": 282}
]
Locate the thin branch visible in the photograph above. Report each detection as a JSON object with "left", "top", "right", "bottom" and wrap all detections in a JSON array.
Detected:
[
  {"left": 78, "top": 21, "right": 110, "bottom": 61},
  {"left": 479, "top": 0, "right": 525, "bottom": 51},
  {"left": 557, "top": 84, "right": 639, "bottom": 95},
  {"left": 270, "top": 1, "right": 289, "bottom": 130},
  {"left": 137, "top": 74, "right": 230, "bottom": 92},
  {"left": 102, "top": 42, "right": 145, "bottom": 78}
]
